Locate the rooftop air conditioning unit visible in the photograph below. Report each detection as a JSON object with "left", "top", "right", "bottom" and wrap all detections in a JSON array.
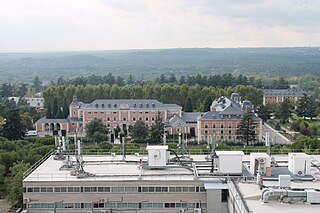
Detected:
[
  {"left": 87, "top": 211, "right": 92, "bottom": 213},
  {"left": 194, "top": 208, "right": 202, "bottom": 213},
  {"left": 101, "top": 198, "right": 107, "bottom": 202},
  {"left": 179, "top": 209, "right": 185, "bottom": 213},
  {"left": 111, "top": 153, "right": 116, "bottom": 157},
  {"left": 101, "top": 210, "right": 107, "bottom": 213},
  {"left": 23, "top": 198, "right": 30, "bottom": 203},
  {"left": 135, "top": 153, "right": 140, "bottom": 157}
]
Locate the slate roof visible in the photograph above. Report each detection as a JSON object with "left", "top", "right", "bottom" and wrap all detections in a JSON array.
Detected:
[
  {"left": 199, "top": 111, "right": 261, "bottom": 121},
  {"left": 181, "top": 112, "right": 204, "bottom": 123},
  {"left": 168, "top": 115, "right": 187, "bottom": 127},
  {"left": 264, "top": 89, "right": 306, "bottom": 97},
  {"left": 78, "top": 99, "right": 182, "bottom": 110},
  {"left": 36, "top": 117, "right": 82, "bottom": 123},
  {"left": 219, "top": 103, "right": 243, "bottom": 115}
]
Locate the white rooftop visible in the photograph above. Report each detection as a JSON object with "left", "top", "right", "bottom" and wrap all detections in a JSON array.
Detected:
[
  {"left": 237, "top": 180, "right": 320, "bottom": 213},
  {"left": 215, "top": 151, "right": 244, "bottom": 156},
  {"left": 24, "top": 155, "right": 196, "bottom": 182}
]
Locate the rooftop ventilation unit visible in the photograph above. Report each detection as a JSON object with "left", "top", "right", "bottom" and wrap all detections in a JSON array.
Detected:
[
  {"left": 146, "top": 145, "right": 169, "bottom": 169},
  {"left": 194, "top": 208, "right": 202, "bottom": 213},
  {"left": 215, "top": 151, "right": 244, "bottom": 174},
  {"left": 249, "top": 153, "right": 271, "bottom": 175},
  {"left": 288, "top": 153, "right": 311, "bottom": 176}
]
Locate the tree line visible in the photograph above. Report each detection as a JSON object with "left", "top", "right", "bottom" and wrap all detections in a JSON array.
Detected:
[
  {"left": 49, "top": 73, "right": 290, "bottom": 89},
  {"left": 43, "top": 83, "right": 264, "bottom": 113}
]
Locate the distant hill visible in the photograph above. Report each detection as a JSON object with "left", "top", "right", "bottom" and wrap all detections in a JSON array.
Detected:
[{"left": 0, "top": 47, "right": 319, "bottom": 83}]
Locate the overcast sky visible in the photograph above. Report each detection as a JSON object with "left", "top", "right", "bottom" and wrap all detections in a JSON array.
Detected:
[{"left": 0, "top": 0, "right": 319, "bottom": 51}]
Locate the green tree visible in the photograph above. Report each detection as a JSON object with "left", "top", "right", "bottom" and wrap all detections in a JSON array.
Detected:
[
  {"left": 275, "top": 99, "right": 292, "bottom": 123},
  {"left": 184, "top": 96, "right": 193, "bottom": 112},
  {"left": 257, "top": 104, "right": 272, "bottom": 122},
  {"left": 52, "top": 97, "right": 58, "bottom": 118},
  {"left": 0, "top": 164, "right": 5, "bottom": 194},
  {"left": 32, "top": 76, "right": 42, "bottom": 93},
  {"left": 131, "top": 121, "right": 149, "bottom": 139},
  {"left": 62, "top": 97, "right": 69, "bottom": 118},
  {"left": 203, "top": 96, "right": 213, "bottom": 112},
  {"left": 150, "top": 112, "right": 164, "bottom": 144},
  {"left": 2, "top": 109, "right": 26, "bottom": 140},
  {"left": 296, "top": 95, "right": 308, "bottom": 117},
  {"left": 6, "top": 162, "right": 30, "bottom": 208},
  {"left": 46, "top": 101, "right": 53, "bottom": 119},
  {"left": 305, "top": 96, "right": 317, "bottom": 119},
  {"left": 237, "top": 111, "right": 256, "bottom": 145},
  {"left": 85, "top": 119, "right": 107, "bottom": 140},
  {"left": 127, "top": 74, "right": 134, "bottom": 85}
]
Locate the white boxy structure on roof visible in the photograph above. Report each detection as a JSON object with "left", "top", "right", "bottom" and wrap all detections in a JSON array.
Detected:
[
  {"left": 146, "top": 145, "right": 169, "bottom": 168},
  {"left": 215, "top": 151, "right": 244, "bottom": 174},
  {"left": 249, "top": 153, "right": 271, "bottom": 175},
  {"left": 288, "top": 153, "right": 311, "bottom": 176}
]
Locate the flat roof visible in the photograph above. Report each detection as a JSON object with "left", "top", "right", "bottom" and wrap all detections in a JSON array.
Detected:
[
  {"left": 237, "top": 180, "right": 320, "bottom": 213},
  {"left": 216, "top": 151, "right": 244, "bottom": 156},
  {"left": 23, "top": 155, "right": 198, "bottom": 182}
]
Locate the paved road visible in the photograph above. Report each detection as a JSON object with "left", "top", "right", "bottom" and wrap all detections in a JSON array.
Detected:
[{"left": 262, "top": 123, "right": 293, "bottom": 145}]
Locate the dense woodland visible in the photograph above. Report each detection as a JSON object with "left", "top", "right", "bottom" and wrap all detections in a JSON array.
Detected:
[{"left": 1, "top": 47, "right": 320, "bottom": 83}]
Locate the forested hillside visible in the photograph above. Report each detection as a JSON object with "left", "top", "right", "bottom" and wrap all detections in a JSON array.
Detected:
[{"left": 1, "top": 47, "right": 319, "bottom": 83}]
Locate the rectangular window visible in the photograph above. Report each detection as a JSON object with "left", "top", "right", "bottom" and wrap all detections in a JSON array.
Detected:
[
  {"left": 47, "top": 187, "right": 53, "bottom": 192},
  {"left": 54, "top": 187, "right": 60, "bottom": 193},
  {"left": 27, "top": 188, "right": 33, "bottom": 193},
  {"left": 222, "top": 189, "right": 229, "bottom": 202},
  {"left": 125, "top": 187, "right": 137, "bottom": 192},
  {"left": 33, "top": 187, "right": 40, "bottom": 192},
  {"left": 106, "top": 203, "right": 116, "bottom": 208}
]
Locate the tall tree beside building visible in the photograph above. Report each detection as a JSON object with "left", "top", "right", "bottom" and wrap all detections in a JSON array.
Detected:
[
  {"left": 305, "top": 96, "right": 317, "bottom": 119},
  {"left": 150, "top": 112, "right": 164, "bottom": 144},
  {"left": 296, "top": 95, "right": 308, "bottom": 117},
  {"left": 52, "top": 97, "right": 58, "bottom": 118},
  {"left": 184, "top": 96, "right": 193, "bottom": 112},
  {"left": 275, "top": 99, "right": 292, "bottom": 123},
  {"left": 2, "top": 109, "right": 26, "bottom": 140},
  {"left": 237, "top": 111, "right": 256, "bottom": 145},
  {"left": 131, "top": 121, "right": 149, "bottom": 139},
  {"left": 62, "top": 97, "right": 69, "bottom": 118},
  {"left": 46, "top": 102, "right": 53, "bottom": 119},
  {"left": 204, "top": 96, "right": 213, "bottom": 112}
]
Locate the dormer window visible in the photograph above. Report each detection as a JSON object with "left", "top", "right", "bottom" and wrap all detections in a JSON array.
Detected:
[
  {"left": 101, "top": 104, "right": 105, "bottom": 108},
  {"left": 95, "top": 104, "right": 99, "bottom": 108},
  {"left": 152, "top": 103, "right": 155, "bottom": 107},
  {"left": 108, "top": 103, "right": 111, "bottom": 108},
  {"left": 114, "top": 104, "right": 117, "bottom": 108},
  {"left": 139, "top": 103, "right": 143, "bottom": 108},
  {"left": 146, "top": 103, "right": 149, "bottom": 108},
  {"left": 133, "top": 103, "right": 136, "bottom": 107}
]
